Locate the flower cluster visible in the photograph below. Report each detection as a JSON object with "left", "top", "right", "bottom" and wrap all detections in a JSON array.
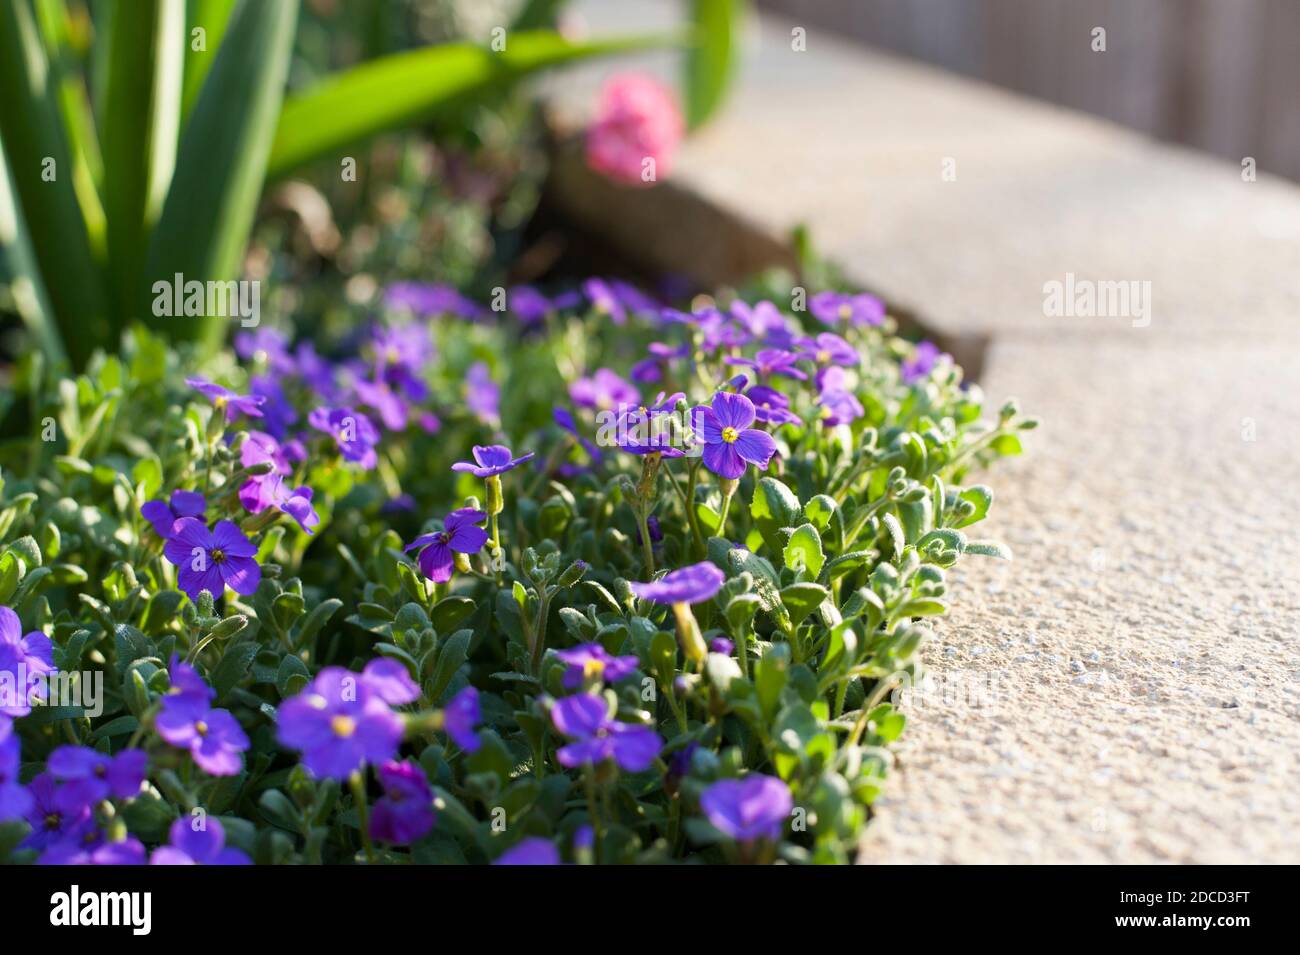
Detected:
[{"left": 0, "top": 271, "right": 1029, "bottom": 867}]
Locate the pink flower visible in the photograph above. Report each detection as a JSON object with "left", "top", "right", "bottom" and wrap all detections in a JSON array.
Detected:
[{"left": 586, "top": 74, "right": 683, "bottom": 187}]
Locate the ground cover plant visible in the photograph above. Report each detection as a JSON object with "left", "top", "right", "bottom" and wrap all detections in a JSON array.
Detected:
[{"left": 0, "top": 279, "right": 1034, "bottom": 864}]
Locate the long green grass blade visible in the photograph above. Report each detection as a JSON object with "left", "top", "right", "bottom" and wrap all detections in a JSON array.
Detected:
[
  {"left": 101, "top": 0, "right": 183, "bottom": 320},
  {"left": 267, "top": 31, "right": 678, "bottom": 179},
  {"left": 684, "top": 0, "right": 745, "bottom": 130},
  {"left": 33, "top": 0, "right": 106, "bottom": 211},
  {"left": 180, "top": 0, "right": 236, "bottom": 119},
  {"left": 143, "top": 0, "right": 298, "bottom": 352},
  {"left": 0, "top": 0, "right": 109, "bottom": 366},
  {"left": 0, "top": 132, "right": 68, "bottom": 367}
]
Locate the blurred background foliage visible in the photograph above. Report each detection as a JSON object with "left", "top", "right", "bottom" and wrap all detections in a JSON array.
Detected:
[{"left": 0, "top": 0, "right": 746, "bottom": 377}]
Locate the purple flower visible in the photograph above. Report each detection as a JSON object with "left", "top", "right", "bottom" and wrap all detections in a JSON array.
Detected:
[
  {"left": 18, "top": 773, "right": 89, "bottom": 851},
  {"left": 808, "top": 291, "right": 885, "bottom": 327},
  {"left": 276, "top": 666, "right": 406, "bottom": 780},
  {"left": 40, "top": 827, "right": 147, "bottom": 865},
  {"left": 493, "top": 837, "right": 561, "bottom": 865},
  {"left": 369, "top": 761, "right": 435, "bottom": 845},
  {"left": 582, "top": 278, "right": 627, "bottom": 324},
  {"left": 162, "top": 518, "right": 261, "bottom": 601},
  {"left": 372, "top": 323, "right": 433, "bottom": 401},
  {"left": 185, "top": 377, "right": 265, "bottom": 422},
  {"left": 901, "top": 340, "right": 944, "bottom": 384},
  {"left": 404, "top": 509, "right": 488, "bottom": 583},
  {"left": 732, "top": 300, "right": 797, "bottom": 346},
  {"left": 550, "top": 694, "right": 662, "bottom": 772},
  {"left": 235, "top": 328, "right": 294, "bottom": 373},
  {"left": 700, "top": 774, "right": 793, "bottom": 842},
  {"left": 160, "top": 707, "right": 248, "bottom": 777},
  {"left": 443, "top": 686, "right": 482, "bottom": 753},
  {"left": 241, "top": 473, "right": 319, "bottom": 534},
  {"left": 353, "top": 375, "right": 410, "bottom": 431},
  {"left": 359, "top": 658, "right": 422, "bottom": 707},
  {"left": 309, "top": 406, "right": 380, "bottom": 469},
  {"left": 709, "top": 637, "right": 735, "bottom": 655},
  {"left": 817, "top": 386, "right": 865, "bottom": 427},
  {"left": 630, "top": 561, "right": 726, "bottom": 605},
  {"left": 151, "top": 816, "right": 251, "bottom": 865},
  {"left": 452, "top": 444, "right": 535, "bottom": 478},
  {"left": 554, "top": 644, "right": 639, "bottom": 690},
  {"left": 692, "top": 392, "right": 777, "bottom": 480},
  {"left": 553, "top": 407, "right": 603, "bottom": 466},
  {"left": 249, "top": 375, "right": 298, "bottom": 439},
  {"left": 613, "top": 392, "right": 687, "bottom": 457},
  {"left": 46, "top": 746, "right": 147, "bottom": 809},
  {"left": 465, "top": 362, "right": 500, "bottom": 428},
  {"left": 746, "top": 386, "right": 802, "bottom": 427},
  {"left": 507, "top": 285, "right": 555, "bottom": 325},
  {"left": 0, "top": 721, "right": 31, "bottom": 821},
  {"left": 140, "top": 489, "right": 207, "bottom": 539},
  {"left": 798, "top": 332, "right": 859, "bottom": 367},
  {"left": 570, "top": 368, "right": 639, "bottom": 412},
  {"left": 698, "top": 310, "right": 750, "bottom": 351},
  {"left": 384, "top": 281, "right": 484, "bottom": 319},
  {"left": 156, "top": 661, "right": 248, "bottom": 777},
  {"left": 725, "top": 349, "right": 807, "bottom": 381},
  {"left": 1, "top": 606, "right": 55, "bottom": 718}
]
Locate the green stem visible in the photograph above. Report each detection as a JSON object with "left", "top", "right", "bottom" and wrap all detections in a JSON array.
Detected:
[
  {"left": 583, "top": 768, "right": 604, "bottom": 862},
  {"left": 684, "top": 461, "right": 705, "bottom": 558},
  {"left": 637, "top": 506, "right": 656, "bottom": 577},
  {"left": 350, "top": 771, "right": 376, "bottom": 864},
  {"left": 717, "top": 480, "right": 737, "bottom": 537}
]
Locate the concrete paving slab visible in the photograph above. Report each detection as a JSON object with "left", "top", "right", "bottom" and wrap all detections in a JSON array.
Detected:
[{"left": 548, "top": 0, "right": 1300, "bottom": 863}]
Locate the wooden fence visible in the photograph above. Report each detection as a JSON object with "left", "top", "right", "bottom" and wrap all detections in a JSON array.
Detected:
[{"left": 757, "top": 0, "right": 1300, "bottom": 181}]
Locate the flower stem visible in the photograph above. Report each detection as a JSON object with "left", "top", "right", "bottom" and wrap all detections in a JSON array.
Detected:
[
  {"left": 683, "top": 461, "right": 705, "bottom": 559},
  {"left": 583, "top": 767, "right": 604, "bottom": 862},
  {"left": 717, "top": 478, "right": 737, "bottom": 537},
  {"left": 349, "top": 771, "right": 376, "bottom": 864}
]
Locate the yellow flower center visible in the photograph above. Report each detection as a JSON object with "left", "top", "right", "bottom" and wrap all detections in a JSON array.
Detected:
[
  {"left": 195, "top": 720, "right": 209, "bottom": 737},
  {"left": 838, "top": 304, "right": 852, "bottom": 320},
  {"left": 817, "top": 350, "right": 831, "bottom": 363},
  {"left": 331, "top": 715, "right": 357, "bottom": 738},
  {"left": 211, "top": 547, "right": 226, "bottom": 564},
  {"left": 583, "top": 659, "right": 606, "bottom": 679},
  {"left": 721, "top": 427, "right": 739, "bottom": 443}
]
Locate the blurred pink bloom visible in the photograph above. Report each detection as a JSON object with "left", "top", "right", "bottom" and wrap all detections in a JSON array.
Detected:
[{"left": 586, "top": 74, "right": 683, "bottom": 187}]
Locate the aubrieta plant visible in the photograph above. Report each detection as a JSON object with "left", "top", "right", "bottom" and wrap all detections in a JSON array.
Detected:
[{"left": 0, "top": 279, "right": 1034, "bottom": 865}]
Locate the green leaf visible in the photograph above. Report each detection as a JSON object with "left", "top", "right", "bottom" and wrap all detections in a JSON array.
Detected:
[
  {"left": 430, "top": 596, "right": 475, "bottom": 634},
  {"left": 292, "top": 597, "right": 341, "bottom": 650},
  {"left": 990, "top": 433, "right": 1023, "bottom": 456},
  {"left": 0, "top": 0, "right": 109, "bottom": 365},
  {"left": 426, "top": 628, "right": 471, "bottom": 704},
  {"left": 268, "top": 31, "right": 674, "bottom": 179},
  {"left": 880, "top": 513, "right": 904, "bottom": 560},
  {"left": 965, "top": 540, "right": 1013, "bottom": 560},
  {"left": 181, "top": 0, "right": 237, "bottom": 118},
  {"left": 683, "top": 0, "right": 744, "bottom": 130},
  {"left": 754, "top": 642, "right": 789, "bottom": 722},
  {"left": 101, "top": 0, "right": 183, "bottom": 319},
  {"left": 954, "top": 485, "right": 993, "bottom": 528},
  {"left": 780, "top": 582, "right": 829, "bottom": 627},
  {"left": 211, "top": 640, "right": 258, "bottom": 702},
  {"left": 750, "top": 476, "right": 801, "bottom": 550},
  {"left": 142, "top": 0, "right": 299, "bottom": 353},
  {"left": 275, "top": 654, "right": 311, "bottom": 698},
  {"left": 782, "top": 523, "right": 824, "bottom": 578}
]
